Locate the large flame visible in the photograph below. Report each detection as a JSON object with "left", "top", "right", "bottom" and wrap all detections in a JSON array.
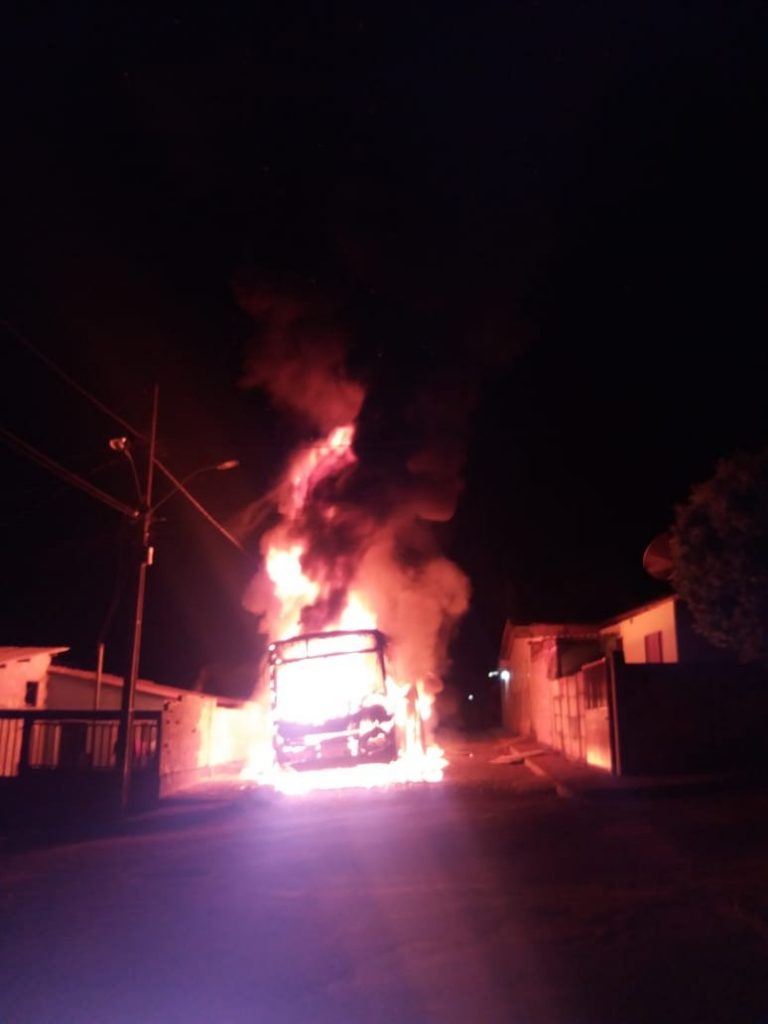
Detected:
[{"left": 243, "top": 422, "right": 447, "bottom": 791}]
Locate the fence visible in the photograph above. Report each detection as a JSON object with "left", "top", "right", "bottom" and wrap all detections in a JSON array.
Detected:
[
  {"left": 0, "top": 710, "right": 161, "bottom": 810},
  {"left": 0, "top": 715, "right": 24, "bottom": 777}
]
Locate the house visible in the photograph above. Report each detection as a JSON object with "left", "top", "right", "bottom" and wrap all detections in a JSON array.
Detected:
[
  {"left": 1, "top": 651, "right": 269, "bottom": 800},
  {"left": 43, "top": 664, "right": 268, "bottom": 792},
  {"left": 499, "top": 594, "right": 768, "bottom": 775},
  {"left": 0, "top": 647, "right": 69, "bottom": 710},
  {"left": 46, "top": 663, "right": 217, "bottom": 712}
]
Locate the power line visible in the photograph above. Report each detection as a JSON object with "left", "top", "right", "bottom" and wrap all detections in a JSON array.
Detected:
[
  {"left": 155, "top": 462, "right": 246, "bottom": 553},
  {"left": 0, "top": 426, "right": 139, "bottom": 519},
  {"left": 2, "top": 320, "right": 141, "bottom": 439},
  {"left": 3, "top": 321, "right": 247, "bottom": 554}
]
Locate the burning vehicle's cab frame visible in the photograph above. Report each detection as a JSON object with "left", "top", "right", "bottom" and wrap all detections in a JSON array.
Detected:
[{"left": 268, "top": 628, "right": 398, "bottom": 768}]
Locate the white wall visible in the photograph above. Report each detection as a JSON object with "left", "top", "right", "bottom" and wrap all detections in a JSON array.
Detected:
[
  {"left": 45, "top": 666, "right": 262, "bottom": 791},
  {"left": 528, "top": 639, "right": 558, "bottom": 746},
  {"left": 0, "top": 653, "right": 51, "bottom": 709},
  {"left": 159, "top": 694, "right": 265, "bottom": 795},
  {"left": 45, "top": 668, "right": 169, "bottom": 711},
  {"left": 601, "top": 597, "right": 678, "bottom": 664},
  {"left": 503, "top": 636, "right": 558, "bottom": 745}
]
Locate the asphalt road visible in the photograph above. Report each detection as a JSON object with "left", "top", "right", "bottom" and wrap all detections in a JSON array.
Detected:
[{"left": 2, "top": 736, "right": 768, "bottom": 1023}]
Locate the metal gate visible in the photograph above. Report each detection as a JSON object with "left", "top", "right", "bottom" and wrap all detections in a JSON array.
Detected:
[
  {"left": 551, "top": 662, "right": 613, "bottom": 771},
  {"left": 583, "top": 658, "right": 613, "bottom": 770},
  {"left": 551, "top": 674, "right": 585, "bottom": 762}
]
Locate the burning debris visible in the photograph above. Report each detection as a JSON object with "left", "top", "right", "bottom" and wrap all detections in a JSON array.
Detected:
[{"left": 237, "top": 284, "right": 470, "bottom": 788}]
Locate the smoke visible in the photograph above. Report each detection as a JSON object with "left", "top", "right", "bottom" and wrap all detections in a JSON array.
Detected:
[
  {"left": 238, "top": 283, "right": 364, "bottom": 433},
  {"left": 238, "top": 285, "right": 472, "bottom": 695},
  {"left": 353, "top": 521, "right": 470, "bottom": 694},
  {"left": 403, "top": 377, "right": 476, "bottom": 524}
]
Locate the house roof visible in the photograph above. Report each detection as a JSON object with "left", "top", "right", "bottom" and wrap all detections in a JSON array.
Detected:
[
  {"left": 502, "top": 594, "right": 679, "bottom": 648},
  {"left": 48, "top": 664, "right": 249, "bottom": 707},
  {"left": 600, "top": 593, "right": 677, "bottom": 627},
  {"left": 0, "top": 646, "right": 69, "bottom": 666},
  {"left": 503, "top": 623, "right": 601, "bottom": 640}
]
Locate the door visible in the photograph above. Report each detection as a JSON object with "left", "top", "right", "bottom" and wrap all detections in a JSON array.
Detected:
[{"left": 583, "top": 659, "right": 612, "bottom": 770}]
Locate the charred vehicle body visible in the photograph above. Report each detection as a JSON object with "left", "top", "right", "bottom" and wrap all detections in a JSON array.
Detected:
[{"left": 268, "top": 629, "right": 398, "bottom": 768}]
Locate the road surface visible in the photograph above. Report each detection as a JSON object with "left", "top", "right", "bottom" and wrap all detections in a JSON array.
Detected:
[{"left": 2, "top": 734, "right": 768, "bottom": 1023}]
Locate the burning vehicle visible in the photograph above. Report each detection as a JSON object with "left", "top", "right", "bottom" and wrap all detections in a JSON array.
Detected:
[
  {"left": 238, "top": 290, "right": 471, "bottom": 788},
  {"left": 268, "top": 628, "right": 399, "bottom": 768}
]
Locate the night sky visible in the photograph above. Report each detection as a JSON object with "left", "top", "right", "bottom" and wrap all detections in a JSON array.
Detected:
[{"left": 2, "top": 4, "right": 766, "bottom": 697}]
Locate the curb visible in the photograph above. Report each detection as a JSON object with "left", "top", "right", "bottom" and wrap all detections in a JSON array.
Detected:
[
  {"left": 522, "top": 754, "right": 733, "bottom": 801},
  {"left": 522, "top": 755, "right": 576, "bottom": 799}
]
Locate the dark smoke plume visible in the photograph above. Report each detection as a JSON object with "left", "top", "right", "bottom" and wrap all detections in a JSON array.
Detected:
[
  {"left": 238, "top": 283, "right": 363, "bottom": 433},
  {"left": 238, "top": 284, "right": 472, "bottom": 694}
]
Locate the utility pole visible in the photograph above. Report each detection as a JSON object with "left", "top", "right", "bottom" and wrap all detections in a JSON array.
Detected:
[
  {"left": 94, "top": 642, "right": 105, "bottom": 711},
  {"left": 116, "top": 385, "right": 159, "bottom": 810},
  {"left": 1, "top": 335, "right": 245, "bottom": 811}
]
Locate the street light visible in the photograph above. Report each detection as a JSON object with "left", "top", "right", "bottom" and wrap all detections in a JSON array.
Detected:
[
  {"left": 108, "top": 436, "right": 142, "bottom": 500},
  {"left": 0, "top": 352, "right": 244, "bottom": 809},
  {"left": 150, "top": 459, "right": 240, "bottom": 514},
  {"left": 109, "top": 393, "right": 240, "bottom": 810}
]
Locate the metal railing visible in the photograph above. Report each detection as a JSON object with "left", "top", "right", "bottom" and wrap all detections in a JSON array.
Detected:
[
  {"left": 0, "top": 715, "right": 24, "bottom": 777},
  {"left": 0, "top": 710, "right": 160, "bottom": 778}
]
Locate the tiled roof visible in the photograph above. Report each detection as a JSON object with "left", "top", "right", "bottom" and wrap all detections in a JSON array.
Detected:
[{"left": 0, "top": 646, "right": 69, "bottom": 665}]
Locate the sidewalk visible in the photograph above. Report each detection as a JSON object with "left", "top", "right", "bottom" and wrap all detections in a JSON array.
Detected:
[{"left": 505, "top": 735, "right": 727, "bottom": 799}]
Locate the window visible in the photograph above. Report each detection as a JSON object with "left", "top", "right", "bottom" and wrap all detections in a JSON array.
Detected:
[
  {"left": 24, "top": 681, "right": 39, "bottom": 707},
  {"left": 644, "top": 631, "right": 664, "bottom": 663}
]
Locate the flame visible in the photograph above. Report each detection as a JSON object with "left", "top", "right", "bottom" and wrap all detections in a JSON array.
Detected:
[
  {"left": 243, "top": 421, "right": 447, "bottom": 792},
  {"left": 339, "top": 592, "right": 376, "bottom": 631},
  {"left": 278, "top": 425, "right": 356, "bottom": 518},
  {"left": 242, "top": 686, "right": 446, "bottom": 794},
  {"left": 262, "top": 744, "right": 447, "bottom": 795},
  {"left": 266, "top": 544, "right": 320, "bottom": 606}
]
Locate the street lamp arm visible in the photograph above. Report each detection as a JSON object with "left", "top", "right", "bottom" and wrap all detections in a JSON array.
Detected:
[
  {"left": 109, "top": 437, "right": 143, "bottom": 503},
  {"left": 153, "top": 458, "right": 246, "bottom": 553},
  {"left": 150, "top": 460, "right": 239, "bottom": 515}
]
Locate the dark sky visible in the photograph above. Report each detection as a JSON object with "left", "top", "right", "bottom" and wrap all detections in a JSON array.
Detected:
[{"left": 2, "top": 4, "right": 766, "bottom": 694}]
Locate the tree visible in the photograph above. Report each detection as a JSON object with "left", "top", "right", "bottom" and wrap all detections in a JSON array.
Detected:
[{"left": 671, "top": 448, "right": 768, "bottom": 662}]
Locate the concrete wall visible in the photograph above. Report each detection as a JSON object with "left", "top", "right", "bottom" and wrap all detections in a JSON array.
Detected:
[
  {"left": 503, "top": 636, "right": 575, "bottom": 744},
  {"left": 159, "top": 696, "right": 266, "bottom": 795},
  {"left": 613, "top": 654, "right": 768, "bottom": 774},
  {"left": 0, "top": 653, "right": 51, "bottom": 709},
  {"left": 521, "top": 639, "right": 557, "bottom": 746},
  {"left": 46, "top": 668, "right": 168, "bottom": 711},
  {"left": 674, "top": 602, "right": 735, "bottom": 664},
  {"left": 602, "top": 598, "right": 678, "bottom": 664},
  {"left": 44, "top": 665, "right": 262, "bottom": 795},
  {"left": 160, "top": 692, "right": 212, "bottom": 784},
  {"left": 501, "top": 627, "right": 607, "bottom": 740},
  {"left": 501, "top": 635, "right": 532, "bottom": 735},
  {"left": 498, "top": 601, "right": 759, "bottom": 776}
]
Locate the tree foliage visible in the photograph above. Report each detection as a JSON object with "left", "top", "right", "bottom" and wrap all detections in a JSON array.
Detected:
[{"left": 671, "top": 448, "right": 768, "bottom": 662}]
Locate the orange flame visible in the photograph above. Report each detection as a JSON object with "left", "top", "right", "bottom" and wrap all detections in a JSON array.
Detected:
[{"left": 244, "top": 422, "right": 446, "bottom": 791}]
